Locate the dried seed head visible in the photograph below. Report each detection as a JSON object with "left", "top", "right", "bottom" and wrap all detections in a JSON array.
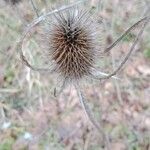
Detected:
[
  {"left": 4, "top": 0, "right": 22, "bottom": 5},
  {"left": 42, "top": 9, "right": 101, "bottom": 80}
]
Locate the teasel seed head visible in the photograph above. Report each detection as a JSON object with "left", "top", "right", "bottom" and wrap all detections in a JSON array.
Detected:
[{"left": 42, "top": 9, "right": 101, "bottom": 81}]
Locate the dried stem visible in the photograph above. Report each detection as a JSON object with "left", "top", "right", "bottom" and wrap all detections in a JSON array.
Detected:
[
  {"left": 74, "top": 82, "right": 110, "bottom": 150},
  {"left": 102, "top": 18, "right": 149, "bottom": 80},
  {"left": 27, "top": 0, "right": 86, "bottom": 29},
  {"left": 104, "top": 16, "right": 148, "bottom": 53},
  {"left": 93, "top": 14, "right": 150, "bottom": 81},
  {"left": 109, "top": 0, "right": 123, "bottom": 105},
  {"left": 30, "top": 0, "right": 39, "bottom": 17},
  {"left": 20, "top": 48, "right": 52, "bottom": 72},
  {"left": 90, "top": 68, "right": 120, "bottom": 80}
]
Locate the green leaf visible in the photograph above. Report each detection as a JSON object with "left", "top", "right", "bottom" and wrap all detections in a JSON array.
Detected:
[
  {"left": 144, "top": 48, "right": 150, "bottom": 58},
  {"left": 0, "top": 138, "right": 15, "bottom": 150}
]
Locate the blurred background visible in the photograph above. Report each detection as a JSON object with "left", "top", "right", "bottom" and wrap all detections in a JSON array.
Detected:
[{"left": 0, "top": 0, "right": 150, "bottom": 150}]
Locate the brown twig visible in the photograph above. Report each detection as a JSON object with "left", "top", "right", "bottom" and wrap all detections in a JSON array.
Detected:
[
  {"left": 102, "top": 17, "right": 149, "bottom": 80},
  {"left": 104, "top": 16, "right": 148, "bottom": 53},
  {"left": 94, "top": 13, "right": 150, "bottom": 81},
  {"left": 30, "top": 0, "right": 39, "bottom": 17},
  {"left": 90, "top": 68, "right": 121, "bottom": 80},
  {"left": 74, "top": 82, "right": 110, "bottom": 150}
]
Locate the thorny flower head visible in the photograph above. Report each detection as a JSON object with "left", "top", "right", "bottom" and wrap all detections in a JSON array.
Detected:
[{"left": 42, "top": 9, "right": 101, "bottom": 82}]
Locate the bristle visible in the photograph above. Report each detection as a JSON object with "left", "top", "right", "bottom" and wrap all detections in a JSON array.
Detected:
[
  {"left": 43, "top": 9, "right": 101, "bottom": 80},
  {"left": 4, "top": 0, "right": 22, "bottom": 5}
]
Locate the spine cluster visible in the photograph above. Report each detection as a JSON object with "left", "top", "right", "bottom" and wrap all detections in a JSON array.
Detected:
[{"left": 44, "top": 10, "right": 100, "bottom": 80}]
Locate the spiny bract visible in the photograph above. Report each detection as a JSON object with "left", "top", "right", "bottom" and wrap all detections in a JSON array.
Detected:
[{"left": 43, "top": 9, "right": 101, "bottom": 80}]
